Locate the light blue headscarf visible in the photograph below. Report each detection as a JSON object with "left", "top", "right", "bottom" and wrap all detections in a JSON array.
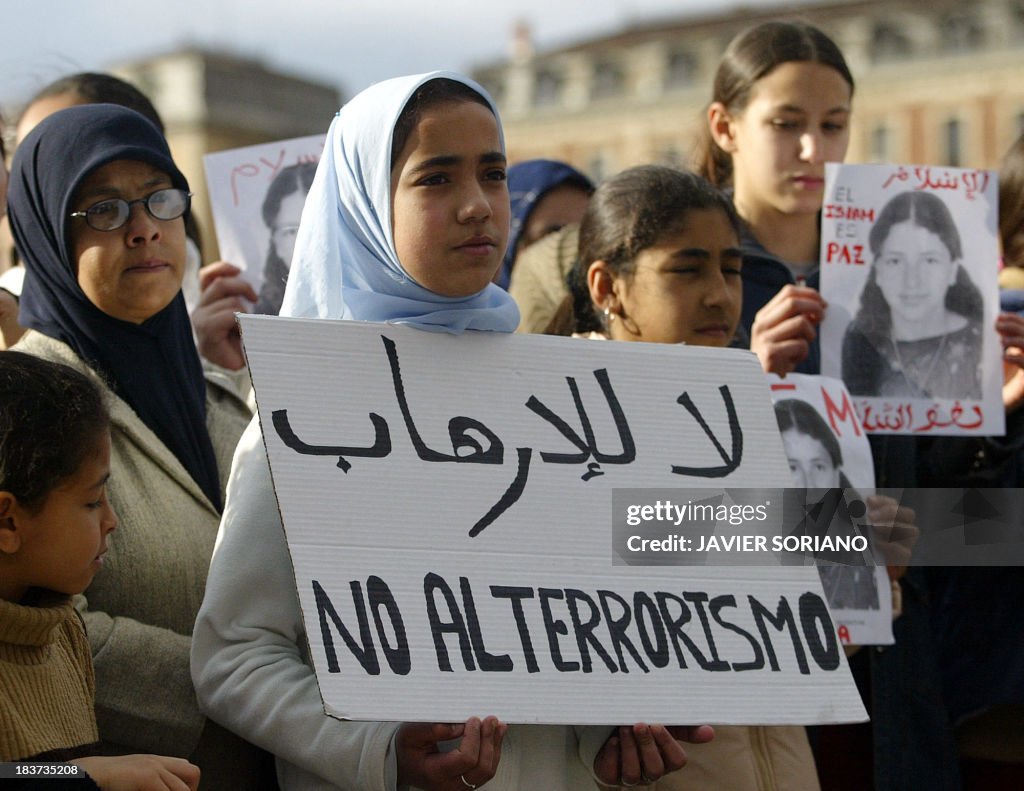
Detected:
[{"left": 280, "top": 71, "right": 520, "bottom": 333}]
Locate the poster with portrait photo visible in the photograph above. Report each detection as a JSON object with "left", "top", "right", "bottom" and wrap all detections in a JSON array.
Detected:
[
  {"left": 204, "top": 135, "right": 325, "bottom": 315},
  {"left": 819, "top": 162, "right": 1003, "bottom": 437},
  {"left": 768, "top": 373, "right": 894, "bottom": 646}
]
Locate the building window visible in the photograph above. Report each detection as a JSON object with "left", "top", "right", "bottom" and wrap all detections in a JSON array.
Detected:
[
  {"left": 870, "top": 124, "right": 890, "bottom": 163},
  {"left": 664, "top": 49, "right": 698, "bottom": 90},
  {"left": 940, "top": 10, "right": 983, "bottom": 52},
  {"left": 533, "top": 69, "right": 564, "bottom": 107},
  {"left": 870, "top": 22, "right": 912, "bottom": 62},
  {"left": 944, "top": 118, "right": 962, "bottom": 166},
  {"left": 591, "top": 60, "right": 625, "bottom": 100}
]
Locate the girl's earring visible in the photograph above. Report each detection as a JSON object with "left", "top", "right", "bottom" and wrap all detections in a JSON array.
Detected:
[{"left": 604, "top": 306, "right": 616, "bottom": 322}]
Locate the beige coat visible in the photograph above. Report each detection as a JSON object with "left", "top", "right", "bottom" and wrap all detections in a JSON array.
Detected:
[
  {"left": 622, "top": 726, "right": 820, "bottom": 791},
  {"left": 15, "top": 331, "right": 275, "bottom": 790},
  {"left": 509, "top": 223, "right": 579, "bottom": 335}
]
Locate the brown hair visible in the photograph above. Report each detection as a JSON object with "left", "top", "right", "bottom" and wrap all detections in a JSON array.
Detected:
[{"left": 698, "top": 21, "right": 855, "bottom": 187}]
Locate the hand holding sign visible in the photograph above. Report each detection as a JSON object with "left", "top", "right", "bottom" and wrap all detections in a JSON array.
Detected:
[
  {"left": 396, "top": 716, "right": 507, "bottom": 791},
  {"left": 594, "top": 723, "right": 715, "bottom": 787},
  {"left": 865, "top": 495, "right": 918, "bottom": 580},
  {"left": 750, "top": 284, "right": 827, "bottom": 376},
  {"left": 192, "top": 261, "right": 257, "bottom": 371}
]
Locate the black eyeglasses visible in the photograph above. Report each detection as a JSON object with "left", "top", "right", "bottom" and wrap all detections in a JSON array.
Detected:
[{"left": 70, "top": 188, "right": 191, "bottom": 232}]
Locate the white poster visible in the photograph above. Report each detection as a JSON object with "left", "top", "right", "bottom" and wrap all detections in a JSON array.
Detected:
[
  {"left": 768, "top": 373, "right": 894, "bottom": 646},
  {"left": 203, "top": 135, "right": 325, "bottom": 315},
  {"left": 819, "top": 163, "right": 1003, "bottom": 437},
  {"left": 239, "top": 316, "right": 867, "bottom": 726}
]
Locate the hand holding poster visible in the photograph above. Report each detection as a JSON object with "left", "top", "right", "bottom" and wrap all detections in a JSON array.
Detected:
[
  {"left": 239, "top": 315, "right": 866, "bottom": 725},
  {"left": 818, "top": 163, "right": 1003, "bottom": 436},
  {"left": 768, "top": 373, "right": 894, "bottom": 646},
  {"left": 203, "top": 136, "right": 324, "bottom": 315}
]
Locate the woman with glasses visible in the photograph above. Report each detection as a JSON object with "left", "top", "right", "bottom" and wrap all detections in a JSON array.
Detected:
[
  {"left": 6, "top": 104, "right": 274, "bottom": 790},
  {"left": 14, "top": 71, "right": 259, "bottom": 378}
]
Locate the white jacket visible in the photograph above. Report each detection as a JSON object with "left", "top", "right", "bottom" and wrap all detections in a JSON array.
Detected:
[{"left": 191, "top": 417, "right": 611, "bottom": 790}]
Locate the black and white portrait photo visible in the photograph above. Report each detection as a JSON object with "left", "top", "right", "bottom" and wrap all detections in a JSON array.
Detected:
[
  {"left": 254, "top": 161, "right": 318, "bottom": 316},
  {"left": 203, "top": 134, "right": 324, "bottom": 313},
  {"left": 841, "top": 191, "right": 983, "bottom": 400},
  {"left": 820, "top": 163, "right": 1003, "bottom": 437},
  {"left": 769, "top": 374, "right": 893, "bottom": 643}
]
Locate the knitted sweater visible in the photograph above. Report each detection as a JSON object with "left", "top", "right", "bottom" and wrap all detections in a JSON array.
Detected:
[{"left": 0, "top": 593, "right": 99, "bottom": 762}]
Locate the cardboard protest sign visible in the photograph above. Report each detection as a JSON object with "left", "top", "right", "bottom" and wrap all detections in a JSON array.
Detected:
[
  {"left": 239, "top": 315, "right": 867, "bottom": 725},
  {"left": 819, "top": 162, "right": 1003, "bottom": 436},
  {"left": 203, "top": 135, "right": 324, "bottom": 314},
  {"left": 768, "top": 373, "right": 894, "bottom": 646}
]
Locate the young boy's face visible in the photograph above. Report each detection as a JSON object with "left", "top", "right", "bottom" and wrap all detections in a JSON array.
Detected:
[
  {"left": 8, "top": 431, "right": 117, "bottom": 600},
  {"left": 389, "top": 100, "right": 509, "bottom": 298}
]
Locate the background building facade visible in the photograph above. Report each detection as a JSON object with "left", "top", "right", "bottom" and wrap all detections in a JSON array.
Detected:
[{"left": 473, "top": 0, "right": 1024, "bottom": 179}]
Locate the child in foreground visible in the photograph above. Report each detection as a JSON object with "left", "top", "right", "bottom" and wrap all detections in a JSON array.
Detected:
[
  {"left": 0, "top": 350, "right": 200, "bottom": 791},
  {"left": 191, "top": 71, "right": 712, "bottom": 791}
]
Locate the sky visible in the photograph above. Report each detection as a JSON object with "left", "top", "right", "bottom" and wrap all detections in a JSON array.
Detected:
[{"left": 1, "top": 0, "right": 788, "bottom": 108}]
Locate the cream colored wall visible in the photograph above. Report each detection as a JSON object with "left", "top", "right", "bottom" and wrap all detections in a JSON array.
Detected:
[{"left": 489, "top": 0, "right": 1024, "bottom": 178}]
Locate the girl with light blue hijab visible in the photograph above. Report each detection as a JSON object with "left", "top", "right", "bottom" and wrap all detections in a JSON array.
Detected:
[
  {"left": 193, "top": 71, "right": 708, "bottom": 791},
  {"left": 279, "top": 71, "right": 519, "bottom": 333}
]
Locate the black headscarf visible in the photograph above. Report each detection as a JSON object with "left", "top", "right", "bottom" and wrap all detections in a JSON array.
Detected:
[{"left": 8, "top": 104, "right": 222, "bottom": 510}]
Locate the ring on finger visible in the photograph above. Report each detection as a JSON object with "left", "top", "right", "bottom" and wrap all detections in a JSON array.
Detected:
[
  {"left": 620, "top": 779, "right": 637, "bottom": 788},
  {"left": 460, "top": 775, "right": 477, "bottom": 790}
]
